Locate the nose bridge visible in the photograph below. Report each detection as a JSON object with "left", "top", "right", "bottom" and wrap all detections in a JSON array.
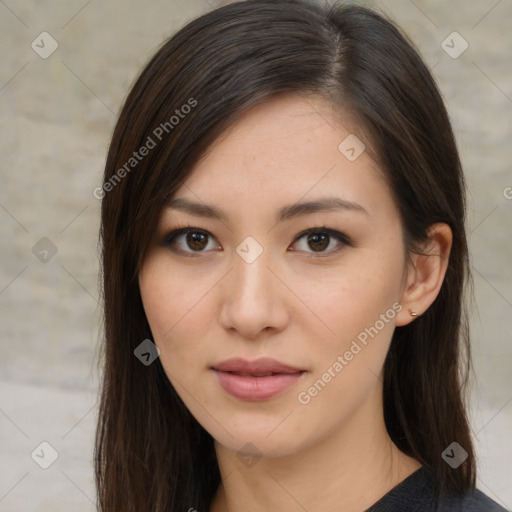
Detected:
[
  {"left": 219, "top": 234, "right": 287, "bottom": 336},
  {"left": 232, "top": 234, "right": 273, "bottom": 300}
]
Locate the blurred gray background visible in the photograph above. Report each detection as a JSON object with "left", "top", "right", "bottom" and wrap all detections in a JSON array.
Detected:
[{"left": 0, "top": 0, "right": 511, "bottom": 510}]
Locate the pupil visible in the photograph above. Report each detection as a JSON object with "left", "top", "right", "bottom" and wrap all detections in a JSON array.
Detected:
[
  {"left": 308, "top": 233, "right": 328, "bottom": 251},
  {"left": 187, "top": 232, "right": 207, "bottom": 250}
]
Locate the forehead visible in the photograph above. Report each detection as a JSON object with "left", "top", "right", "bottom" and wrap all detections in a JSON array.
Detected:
[{"left": 171, "top": 94, "right": 394, "bottom": 223}]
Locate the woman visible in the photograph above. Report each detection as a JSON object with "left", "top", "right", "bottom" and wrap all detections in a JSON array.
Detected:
[{"left": 95, "top": 1, "right": 509, "bottom": 510}]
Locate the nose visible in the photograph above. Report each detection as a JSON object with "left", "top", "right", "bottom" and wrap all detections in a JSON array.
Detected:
[{"left": 219, "top": 245, "right": 289, "bottom": 340}]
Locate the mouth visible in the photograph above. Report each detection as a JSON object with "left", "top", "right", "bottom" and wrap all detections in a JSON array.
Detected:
[
  {"left": 211, "top": 358, "right": 306, "bottom": 401},
  {"left": 211, "top": 357, "right": 305, "bottom": 375},
  {"left": 224, "top": 371, "right": 285, "bottom": 377}
]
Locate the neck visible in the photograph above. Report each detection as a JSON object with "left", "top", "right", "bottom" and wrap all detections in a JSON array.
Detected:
[{"left": 209, "top": 382, "right": 421, "bottom": 512}]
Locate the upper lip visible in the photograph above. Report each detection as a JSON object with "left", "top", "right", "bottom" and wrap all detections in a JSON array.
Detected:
[{"left": 212, "top": 357, "right": 304, "bottom": 374}]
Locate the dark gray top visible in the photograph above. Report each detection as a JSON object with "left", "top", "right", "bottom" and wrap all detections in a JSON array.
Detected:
[{"left": 364, "top": 466, "right": 510, "bottom": 512}]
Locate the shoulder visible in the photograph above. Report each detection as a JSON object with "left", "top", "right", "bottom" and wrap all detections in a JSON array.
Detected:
[
  {"left": 365, "top": 466, "right": 510, "bottom": 512},
  {"left": 436, "top": 488, "right": 510, "bottom": 512}
]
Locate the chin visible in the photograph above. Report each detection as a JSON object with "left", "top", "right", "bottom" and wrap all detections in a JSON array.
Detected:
[
  {"left": 205, "top": 412, "right": 309, "bottom": 459},
  {"left": 216, "top": 432, "right": 300, "bottom": 460}
]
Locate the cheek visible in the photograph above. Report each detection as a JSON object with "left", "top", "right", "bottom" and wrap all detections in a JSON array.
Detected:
[
  {"left": 140, "top": 253, "right": 201, "bottom": 334},
  {"left": 292, "top": 253, "right": 403, "bottom": 335},
  {"left": 292, "top": 275, "right": 400, "bottom": 426},
  {"left": 289, "top": 248, "right": 404, "bottom": 389},
  {"left": 138, "top": 254, "right": 217, "bottom": 370}
]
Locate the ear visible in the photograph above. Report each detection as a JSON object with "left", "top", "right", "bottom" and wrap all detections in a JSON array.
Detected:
[{"left": 395, "top": 222, "right": 452, "bottom": 327}]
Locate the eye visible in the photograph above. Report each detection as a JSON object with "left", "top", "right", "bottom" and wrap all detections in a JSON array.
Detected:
[
  {"left": 162, "top": 225, "right": 221, "bottom": 257},
  {"left": 290, "top": 227, "right": 352, "bottom": 257},
  {"left": 162, "top": 224, "right": 352, "bottom": 258}
]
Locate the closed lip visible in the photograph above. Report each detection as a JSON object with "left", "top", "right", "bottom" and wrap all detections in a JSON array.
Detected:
[{"left": 211, "top": 357, "right": 305, "bottom": 376}]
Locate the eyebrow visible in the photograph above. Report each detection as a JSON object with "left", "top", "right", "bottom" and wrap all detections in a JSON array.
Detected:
[{"left": 165, "top": 196, "right": 368, "bottom": 223}]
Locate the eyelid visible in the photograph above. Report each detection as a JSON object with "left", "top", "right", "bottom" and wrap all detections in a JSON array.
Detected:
[{"left": 161, "top": 224, "right": 352, "bottom": 256}]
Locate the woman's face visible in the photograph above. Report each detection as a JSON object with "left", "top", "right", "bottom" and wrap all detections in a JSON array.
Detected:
[{"left": 139, "top": 94, "right": 410, "bottom": 458}]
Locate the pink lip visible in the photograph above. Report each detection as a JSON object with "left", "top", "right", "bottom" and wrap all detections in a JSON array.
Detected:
[{"left": 211, "top": 357, "right": 306, "bottom": 401}]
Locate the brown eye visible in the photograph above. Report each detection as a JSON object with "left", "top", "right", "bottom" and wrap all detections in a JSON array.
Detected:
[
  {"left": 306, "top": 232, "right": 329, "bottom": 252},
  {"left": 163, "top": 226, "right": 351, "bottom": 258},
  {"left": 163, "top": 228, "right": 221, "bottom": 256},
  {"left": 186, "top": 232, "right": 208, "bottom": 251},
  {"left": 291, "top": 228, "right": 352, "bottom": 256}
]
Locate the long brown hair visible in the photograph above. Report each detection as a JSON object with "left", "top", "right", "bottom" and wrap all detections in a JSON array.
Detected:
[{"left": 95, "top": 1, "right": 475, "bottom": 510}]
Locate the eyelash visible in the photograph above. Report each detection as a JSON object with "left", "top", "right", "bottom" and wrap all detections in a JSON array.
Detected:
[{"left": 161, "top": 223, "right": 353, "bottom": 259}]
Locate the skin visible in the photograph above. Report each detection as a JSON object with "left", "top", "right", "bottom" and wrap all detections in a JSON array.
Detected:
[{"left": 138, "top": 93, "right": 452, "bottom": 512}]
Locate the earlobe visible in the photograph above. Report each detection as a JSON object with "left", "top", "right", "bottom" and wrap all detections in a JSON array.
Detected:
[{"left": 395, "top": 223, "right": 453, "bottom": 327}]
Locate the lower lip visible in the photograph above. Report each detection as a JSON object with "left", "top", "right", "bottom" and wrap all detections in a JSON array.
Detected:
[{"left": 212, "top": 370, "right": 305, "bottom": 401}]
